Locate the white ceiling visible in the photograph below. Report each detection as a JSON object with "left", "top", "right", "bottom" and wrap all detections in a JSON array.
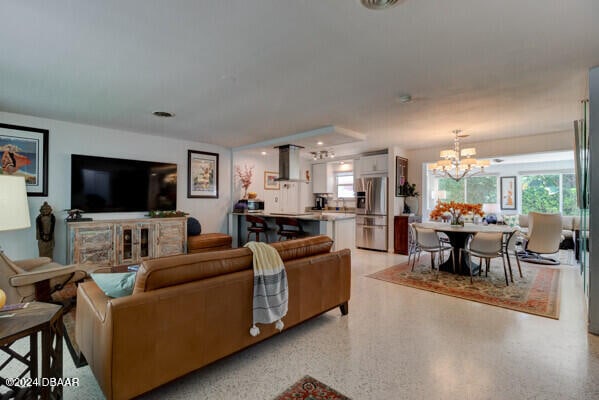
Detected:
[{"left": 1, "top": 1, "right": 598, "bottom": 150}]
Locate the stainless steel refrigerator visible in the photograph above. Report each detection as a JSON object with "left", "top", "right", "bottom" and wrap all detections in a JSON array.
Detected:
[{"left": 355, "top": 176, "right": 388, "bottom": 251}]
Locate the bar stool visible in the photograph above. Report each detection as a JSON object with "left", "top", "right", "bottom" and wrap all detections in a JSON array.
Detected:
[
  {"left": 275, "top": 217, "right": 304, "bottom": 241},
  {"left": 246, "top": 215, "right": 269, "bottom": 243}
]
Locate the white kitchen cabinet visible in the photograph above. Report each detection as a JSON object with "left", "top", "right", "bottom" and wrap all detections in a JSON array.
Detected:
[
  {"left": 333, "top": 218, "right": 355, "bottom": 251},
  {"left": 312, "top": 163, "right": 334, "bottom": 193},
  {"left": 279, "top": 182, "right": 302, "bottom": 214},
  {"left": 358, "top": 154, "right": 388, "bottom": 176}
]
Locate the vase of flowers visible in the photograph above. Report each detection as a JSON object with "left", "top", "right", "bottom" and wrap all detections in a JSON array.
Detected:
[
  {"left": 429, "top": 201, "right": 484, "bottom": 226},
  {"left": 235, "top": 165, "right": 254, "bottom": 199}
]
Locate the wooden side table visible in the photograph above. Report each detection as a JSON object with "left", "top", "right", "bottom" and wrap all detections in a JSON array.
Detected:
[{"left": 0, "top": 302, "right": 63, "bottom": 399}]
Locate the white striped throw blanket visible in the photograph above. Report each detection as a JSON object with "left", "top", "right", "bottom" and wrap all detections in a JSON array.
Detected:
[{"left": 244, "top": 241, "right": 288, "bottom": 337}]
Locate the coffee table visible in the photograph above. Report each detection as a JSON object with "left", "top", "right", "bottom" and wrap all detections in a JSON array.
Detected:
[{"left": 0, "top": 302, "right": 63, "bottom": 399}]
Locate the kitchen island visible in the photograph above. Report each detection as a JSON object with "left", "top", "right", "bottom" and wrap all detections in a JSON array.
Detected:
[{"left": 228, "top": 212, "right": 355, "bottom": 251}]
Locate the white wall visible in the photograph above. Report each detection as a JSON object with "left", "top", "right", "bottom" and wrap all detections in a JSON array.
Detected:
[
  {"left": 0, "top": 111, "right": 231, "bottom": 263},
  {"left": 406, "top": 130, "right": 575, "bottom": 213}
]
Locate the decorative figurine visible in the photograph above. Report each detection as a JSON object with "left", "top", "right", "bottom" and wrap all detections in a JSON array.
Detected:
[
  {"left": 65, "top": 209, "right": 84, "bottom": 221},
  {"left": 36, "top": 201, "right": 56, "bottom": 258}
]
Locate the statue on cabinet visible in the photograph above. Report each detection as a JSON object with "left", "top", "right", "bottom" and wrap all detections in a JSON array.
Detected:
[{"left": 36, "top": 201, "right": 56, "bottom": 258}]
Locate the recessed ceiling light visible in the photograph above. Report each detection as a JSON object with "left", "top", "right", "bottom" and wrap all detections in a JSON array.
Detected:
[
  {"left": 361, "top": 0, "right": 406, "bottom": 10},
  {"left": 317, "top": 141, "right": 324, "bottom": 146},
  {"left": 261, "top": 151, "right": 267, "bottom": 156},
  {"left": 397, "top": 94, "right": 412, "bottom": 104},
  {"left": 152, "top": 111, "right": 175, "bottom": 118}
]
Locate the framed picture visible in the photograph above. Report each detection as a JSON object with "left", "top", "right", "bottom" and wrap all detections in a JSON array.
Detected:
[
  {"left": 500, "top": 176, "right": 517, "bottom": 210},
  {"left": 0, "top": 123, "right": 49, "bottom": 196},
  {"left": 264, "top": 171, "right": 280, "bottom": 190},
  {"left": 395, "top": 156, "right": 408, "bottom": 196},
  {"left": 187, "top": 150, "right": 219, "bottom": 198}
]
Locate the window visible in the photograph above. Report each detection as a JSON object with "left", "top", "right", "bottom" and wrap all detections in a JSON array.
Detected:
[
  {"left": 521, "top": 173, "right": 579, "bottom": 216},
  {"left": 466, "top": 176, "right": 497, "bottom": 203},
  {"left": 437, "top": 178, "right": 465, "bottom": 202},
  {"left": 521, "top": 175, "right": 559, "bottom": 214},
  {"left": 336, "top": 173, "right": 354, "bottom": 199}
]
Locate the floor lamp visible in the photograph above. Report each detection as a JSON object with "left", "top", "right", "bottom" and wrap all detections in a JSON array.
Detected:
[
  {"left": 0, "top": 175, "right": 31, "bottom": 250},
  {"left": 0, "top": 175, "right": 31, "bottom": 307}
]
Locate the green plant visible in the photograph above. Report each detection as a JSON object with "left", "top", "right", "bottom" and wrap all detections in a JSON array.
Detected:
[
  {"left": 147, "top": 210, "right": 189, "bottom": 218},
  {"left": 400, "top": 181, "right": 419, "bottom": 197}
]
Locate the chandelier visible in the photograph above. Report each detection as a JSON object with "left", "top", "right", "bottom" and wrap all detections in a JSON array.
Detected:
[{"left": 427, "top": 130, "right": 490, "bottom": 181}]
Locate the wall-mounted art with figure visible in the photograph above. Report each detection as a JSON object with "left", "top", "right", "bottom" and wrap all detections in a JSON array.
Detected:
[
  {"left": 500, "top": 176, "right": 517, "bottom": 210},
  {"left": 188, "top": 150, "right": 219, "bottom": 198},
  {"left": 0, "top": 123, "right": 49, "bottom": 196}
]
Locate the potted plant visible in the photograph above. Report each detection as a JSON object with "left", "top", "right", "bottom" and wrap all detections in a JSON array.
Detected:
[{"left": 401, "top": 182, "right": 420, "bottom": 214}]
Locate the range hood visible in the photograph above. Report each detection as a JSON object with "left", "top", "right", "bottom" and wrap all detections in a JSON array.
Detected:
[{"left": 275, "top": 144, "right": 305, "bottom": 182}]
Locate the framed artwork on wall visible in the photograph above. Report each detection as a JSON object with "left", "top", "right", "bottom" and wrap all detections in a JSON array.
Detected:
[
  {"left": 188, "top": 150, "right": 219, "bottom": 198},
  {"left": 0, "top": 123, "right": 49, "bottom": 196},
  {"left": 264, "top": 171, "right": 280, "bottom": 190},
  {"left": 500, "top": 176, "right": 517, "bottom": 210},
  {"left": 395, "top": 156, "right": 408, "bottom": 196}
]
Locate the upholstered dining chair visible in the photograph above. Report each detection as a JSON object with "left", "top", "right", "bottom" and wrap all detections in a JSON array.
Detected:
[
  {"left": 518, "top": 212, "right": 563, "bottom": 265},
  {"left": 460, "top": 232, "right": 508, "bottom": 285},
  {"left": 0, "top": 251, "right": 89, "bottom": 305},
  {"left": 411, "top": 226, "right": 454, "bottom": 273}
]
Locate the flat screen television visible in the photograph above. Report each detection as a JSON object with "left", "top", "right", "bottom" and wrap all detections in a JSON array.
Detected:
[{"left": 71, "top": 154, "right": 177, "bottom": 213}]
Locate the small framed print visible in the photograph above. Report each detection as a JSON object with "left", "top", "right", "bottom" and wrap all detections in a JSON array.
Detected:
[
  {"left": 188, "top": 150, "right": 219, "bottom": 198},
  {"left": 264, "top": 171, "right": 280, "bottom": 190},
  {"left": 0, "top": 123, "right": 49, "bottom": 196},
  {"left": 500, "top": 176, "right": 517, "bottom": 210}
]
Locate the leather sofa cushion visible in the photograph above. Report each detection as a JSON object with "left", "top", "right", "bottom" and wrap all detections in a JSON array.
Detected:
[
  {"left": 133, "top": 248, "right": 253, "bottom": 294},
  {"left": 134, "top": 235, "right": 334, "bottom": 293},
  {"left": 269, "top": 235, "right": 333, "bottom": 262},
  {"left": 188, "top": 233, "right": 232, "bottom": 250}
]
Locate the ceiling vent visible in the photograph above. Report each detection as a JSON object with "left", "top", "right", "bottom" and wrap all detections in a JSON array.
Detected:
[{"left": 361, "top": 0, "right": 405, "bottom": 10}]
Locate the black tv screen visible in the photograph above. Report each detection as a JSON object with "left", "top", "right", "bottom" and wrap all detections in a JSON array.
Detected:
[{"left": 71, "top": 154, "right": 177, "bottom": 213}]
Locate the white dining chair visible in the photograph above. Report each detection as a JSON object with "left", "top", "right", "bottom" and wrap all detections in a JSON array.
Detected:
[
  {"left": 503, "top": 229, "right": 523, "bottom": 281},
  {"left": 460, "top": 231, "right": 508, "bottom": 285},
  {"left": 412, "top": 226, "right": 454, "bottom": 273}
]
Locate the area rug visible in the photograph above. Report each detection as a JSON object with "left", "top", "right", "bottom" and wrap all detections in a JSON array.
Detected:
[
  {"left": 368, "top": 257, "right": 561, "bottom": 319},
  {"left": 274, "top": 376, "right": 350, "bottom": 400}
]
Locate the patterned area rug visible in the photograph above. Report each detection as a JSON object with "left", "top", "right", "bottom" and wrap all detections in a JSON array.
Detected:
[
  {"left": 274, "top": 376, "right": 350, "bottom": 400},
  {"left": 368, "top": 256, "right": 561, "bottom": 319}
]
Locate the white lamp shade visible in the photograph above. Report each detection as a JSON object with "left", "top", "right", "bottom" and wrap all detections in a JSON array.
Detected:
[
  {"left": 0, "top": 175, "right": 31, "bottom": 232},
  {"left": 460, "top": 148, "right": 476, "bottom": 157},
  {"left": 439, "top": 149, "right": 456, "bottom": 159},
  {"left": 482, "top": 203, "right": 500, "bottom": 214}
]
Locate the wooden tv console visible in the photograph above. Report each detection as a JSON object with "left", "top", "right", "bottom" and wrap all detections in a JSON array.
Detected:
[{"left": 66, "top": 217, "right": 187, "bottom": 267}]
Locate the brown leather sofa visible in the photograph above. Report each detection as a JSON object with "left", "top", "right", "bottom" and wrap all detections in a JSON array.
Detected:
[{"left": 76, "top": 235, "right": 351, "bottom": 400}]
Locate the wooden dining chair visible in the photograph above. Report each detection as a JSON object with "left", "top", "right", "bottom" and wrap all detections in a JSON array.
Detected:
[{"left": 460, "top": 232, "right": 508, "bottom": 285}]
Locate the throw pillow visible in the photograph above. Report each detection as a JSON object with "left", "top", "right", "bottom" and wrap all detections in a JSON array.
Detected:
[
  {"left": 91, "top": 272, "right": 136, "bottom": 298},
  {"left": 187, "top": 217, "right": 202, "bottom": 236}
]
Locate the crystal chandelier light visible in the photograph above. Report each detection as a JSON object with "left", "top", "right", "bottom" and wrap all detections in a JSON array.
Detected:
[{"left": 427, "top": 130, "right": 490, "bottom": 181}]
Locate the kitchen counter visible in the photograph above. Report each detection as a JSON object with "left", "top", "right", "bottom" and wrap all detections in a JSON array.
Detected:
[
  {"left": 228, "top": 212, "right": 355, "bottom": 250},
  {"left": 230, "top": 212, "right": 355, "bottom": 221}
]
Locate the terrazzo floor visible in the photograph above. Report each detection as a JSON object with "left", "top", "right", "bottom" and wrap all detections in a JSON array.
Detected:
[{"left": 4, "top": 249, "right": 599, "bottom": 399}]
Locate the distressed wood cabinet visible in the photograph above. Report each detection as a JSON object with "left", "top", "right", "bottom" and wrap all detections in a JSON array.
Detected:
[{"left": 67, "top": 217, "right": 187, "bottom": 266}]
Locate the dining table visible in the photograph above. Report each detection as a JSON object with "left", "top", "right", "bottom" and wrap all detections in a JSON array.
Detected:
[{"left": 417, "top": 222, "right": 516, "bottom": 275}]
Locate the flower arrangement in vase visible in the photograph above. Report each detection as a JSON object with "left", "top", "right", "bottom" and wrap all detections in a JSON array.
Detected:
[
  {"left": 429, "top": 201, "right": 483, "bottom": 226},
  {"left": 235, "top": 165, "right": 254, "bottom": 199}
]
